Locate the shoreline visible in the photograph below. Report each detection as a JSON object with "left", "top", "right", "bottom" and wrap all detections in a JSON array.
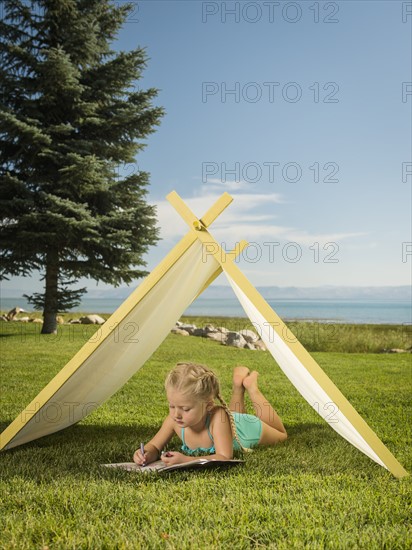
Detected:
[
  {"left": 2, "top": 297, "right": 410, "bottom": 326},
  {"left": 1, "top": 311, "right": 409, "bottom": 328},
  {"left": 1, "top": 313, "right": 410, "bottom": 353}
]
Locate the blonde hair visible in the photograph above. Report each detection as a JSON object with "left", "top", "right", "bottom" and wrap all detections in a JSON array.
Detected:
[{"left": 165, "top": 362, "right": 251, "bottom": 453}]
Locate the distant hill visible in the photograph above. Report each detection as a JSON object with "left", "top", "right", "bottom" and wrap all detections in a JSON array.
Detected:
[
  {"left": 197, "top": 285, "right": 412, "bottom": 301},
  {"left": 81, "top": 285, "right": 412, "bottom": 301},
  {"left": 4, "top": 284, "right": 409, "bottom": 302}
]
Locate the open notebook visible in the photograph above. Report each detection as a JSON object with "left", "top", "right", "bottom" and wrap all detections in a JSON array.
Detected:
[{"left": 102, "top": 459, "right": 244, "bottom": 473}]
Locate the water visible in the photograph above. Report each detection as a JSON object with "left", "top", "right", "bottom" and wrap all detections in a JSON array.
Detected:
[
  {"left": 1, "top": 296, "right": 410, "bottom": 325},
  {"left": 185, "top": 298, "right": 411, "bottom": 324}
]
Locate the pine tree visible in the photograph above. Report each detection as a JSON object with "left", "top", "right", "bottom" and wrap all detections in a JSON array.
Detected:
[{"left": 0, "top": 0, "right": 164, "bottom": 333}]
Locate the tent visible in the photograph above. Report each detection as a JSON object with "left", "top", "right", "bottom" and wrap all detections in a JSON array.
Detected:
[{"left": 0, "top": 191, "right": 408, "bottom": 479}]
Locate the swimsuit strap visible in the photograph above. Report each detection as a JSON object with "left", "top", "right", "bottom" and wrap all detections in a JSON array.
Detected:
[{"left": 181, "top": 414, "right": 214, "bottom": 447}]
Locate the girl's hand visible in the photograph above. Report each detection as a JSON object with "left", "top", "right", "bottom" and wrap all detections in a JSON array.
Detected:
[
  {"left": 133, "top": 447, "right": 156, "bottom": 465},
  {"left": 160, "top": 451, "right": 189, "bottom": 466}
]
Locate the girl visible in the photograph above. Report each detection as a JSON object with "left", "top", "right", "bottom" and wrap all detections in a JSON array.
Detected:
[{"left": 133, "top": 363, "right": 287, "bottom": 466}]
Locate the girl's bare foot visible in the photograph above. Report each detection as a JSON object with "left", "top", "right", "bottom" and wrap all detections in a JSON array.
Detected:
[
  {"left": 233, "top": 366, "right": 250, "bottom": 388},
  {"left": 243, "top": 370, "right": 259, "bottom": 391}
]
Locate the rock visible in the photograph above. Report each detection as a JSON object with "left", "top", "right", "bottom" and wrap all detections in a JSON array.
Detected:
[
  {"left": 171, "top": 328, "right": 190, "bottom": 336},
  {"left": 253, "top": 339, "right": 267, "bottom": 351},
  {"left": 56, "top": 316, "right": 65, "bottom": 325},
  {"left": 178, "top": 323, "right": 197, "bottom": 334},
  {"left": 169, "top": 322, "right": 265, "bottom": 351},
  {"left": 205, "top": 332, "right": 227, "bottom": 343},
  {"left": 6, "top": 307, "right": 26, "bottom": 321},
  {"left": 244, "top": 342, "right": 256, "bottom": 350},
  {"left": 225, "top": 331, "right": 247, "bottom": 349},
  {"left": 382, "top": 348, "right": 408, "bottom": 354},
  {"left": 192, "top": 327, "right": 206, "bottom": 337},
  {"left": 204, "top": 324, "right": 218, "bottom": 334},
  {"left": 17, "top": 316, "right": 30, "bottom": 322},
  {"left": 0, "top": 315, "right": 8, "bottom": 321},
  {"left": 29, "top": 318, "right": 43, "bottom": 323},
  {"left": 68, "top": 319, "right": 81, "bottom": 324},
  {"left": 239, "top": 329, "right": 260, "bottom": 343},
  {"left": 80, "top": 314, "right": 106, "bottom": 325}
]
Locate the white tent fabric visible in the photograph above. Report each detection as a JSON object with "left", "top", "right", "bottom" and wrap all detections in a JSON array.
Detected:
[
  {"left": 2, "top": 240, "right": 220, "bottom": 449},
  {"left": 226, "top": 275, "right": 386, "bottom": 469}
]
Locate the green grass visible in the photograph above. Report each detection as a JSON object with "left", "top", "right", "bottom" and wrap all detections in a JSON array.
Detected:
[
  {"left": 0, "top": 321, "right": 411, "bottom": 549},
  {"left": 181, "top": 316, "right": 412, "bottom": 353},
  {"left": 2, "top": 313, "right": 411, "bottom": 353}
]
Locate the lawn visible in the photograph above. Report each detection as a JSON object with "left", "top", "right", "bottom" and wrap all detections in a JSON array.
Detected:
[{"left": 0, "top": 320, "right": 411, "bottom": 549}]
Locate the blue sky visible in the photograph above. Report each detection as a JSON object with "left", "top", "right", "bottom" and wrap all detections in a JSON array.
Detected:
[{"left": 3, "top": 0, "right": 411, "bottom": 297}]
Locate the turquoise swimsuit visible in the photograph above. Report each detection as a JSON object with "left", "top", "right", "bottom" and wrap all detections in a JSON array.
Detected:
[{"left": 181, "top": 412, "right": 263, "bottom": 455}]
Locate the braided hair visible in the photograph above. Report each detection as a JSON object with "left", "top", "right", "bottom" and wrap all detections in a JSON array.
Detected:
[{"left": 165, "top": 362, "right": 251, "bottom": 453}]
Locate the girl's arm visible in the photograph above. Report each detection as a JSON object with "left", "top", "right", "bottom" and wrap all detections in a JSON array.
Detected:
[
  {"left": 160, "top": 408, "right": 234, "bottom": 466},
  {"left": 208, "top": 407, "right": 234, "bottom": 460},
  {"left": 160, "top": 451, "right": 232, "bottom": 466},
  {"left": 133, "top": 415, "right": 175, "bottom": 465}
]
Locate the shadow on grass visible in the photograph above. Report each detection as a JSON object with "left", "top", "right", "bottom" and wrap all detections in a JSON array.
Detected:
[
  {"left": 280, "top": 422, "right": 387, "bottom": 478},
  {"left": 286, "top": 422, "right": 332, "bottom": 441},
  {"left": 0, "top": 422, "right": 168, "bottom": 483},
  {"left": 0, "top": 420, "right": 328, "bottom": 452},
  {"left": 0, "top": 421, "right": 11, "bottom": 432},
  {"left": 0, "top": 422, "right": 151, "bottom": 452},
  {"left": 0, "top": 421, "right": 255, "bottom": 483},
  {"left": 0, "top": 420, "right": 378, "bottom": 481}
]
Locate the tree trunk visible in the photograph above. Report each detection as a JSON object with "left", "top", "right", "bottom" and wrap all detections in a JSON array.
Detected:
[{"left": 41, "top": 249, "right": 59, "bottom": 334}]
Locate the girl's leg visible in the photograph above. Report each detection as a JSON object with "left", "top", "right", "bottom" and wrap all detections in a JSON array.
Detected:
[
  {"left": 229, "top": 366, "right": 250, "bottom": 413},
  {"left": 243, "top": 371, "right": 286, "bottom": 434}
]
